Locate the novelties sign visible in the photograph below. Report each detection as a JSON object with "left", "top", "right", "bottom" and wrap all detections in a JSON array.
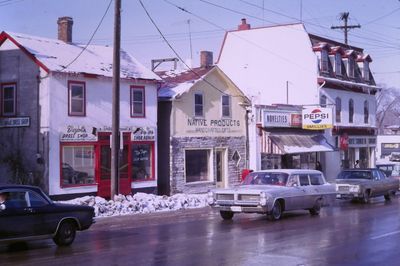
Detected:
[{"left": 302, "top": 107, "right": 333, "bottom": 130}]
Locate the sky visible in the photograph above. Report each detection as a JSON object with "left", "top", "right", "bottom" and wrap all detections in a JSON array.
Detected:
[{"left": 1, "top": 0, "right": 399, "bottom": 88}]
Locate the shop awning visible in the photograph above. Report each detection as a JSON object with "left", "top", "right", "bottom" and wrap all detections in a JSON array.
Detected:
[{"left": 268, "top": 134, "right": 335, "bottom": 154}]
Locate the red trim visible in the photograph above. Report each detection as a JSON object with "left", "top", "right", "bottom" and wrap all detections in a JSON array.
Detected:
[
  {"left": 67, "top": 80, "right": 86, "bottom": 117},
  {"left": 131, "top": 141, "right": 155, "bottom": 181},
  {"left": 130, "top": 85, "right": 145, "bottom": 118},
  {"left": 0, "top": 31, "right": 50, "bottom": 73},
  {"left": 0, "top": 82, "right": 17, "bottom": 117}
]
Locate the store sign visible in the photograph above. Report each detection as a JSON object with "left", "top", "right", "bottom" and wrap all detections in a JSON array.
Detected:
[
  {"left": 132, "top": 127, "right": 155, "bottom": 141},
  {"left": 60, "top": 125, "right": 98, "bottom": 142},
  {"left": 186, "top": 118, "right": 241, "bottom": 134},
  {"left": 262, "top": 111, "right": 302, "bottom": 128},
  {"left": 340, "top": 133, "right": 349, "bottom": 150},
  {"left": 302, "top": 107, "right": 333, "bottom": 130},
  {"left": 0, "top": 117, "right": 30, "bottom": 128}
]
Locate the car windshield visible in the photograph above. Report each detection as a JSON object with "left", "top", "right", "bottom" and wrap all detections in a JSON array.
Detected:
[
  {"left": 337, "top": 170, "right": 372, "bottom": 180},
  {"left": 242, "top": 172, "right": 289, "bottom": 186}
]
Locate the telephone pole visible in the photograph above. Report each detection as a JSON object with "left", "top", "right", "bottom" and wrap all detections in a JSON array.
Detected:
[
  {"left": 111, "top": 0, "right": 121, "bottom": 198},
  {"left": 331, "top": 12, "right": 360, "bottom": 45}
]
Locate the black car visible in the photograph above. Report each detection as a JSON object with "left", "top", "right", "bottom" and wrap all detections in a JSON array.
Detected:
[{"left": 0, "top": 185, "right": 95, "bottom": 246}]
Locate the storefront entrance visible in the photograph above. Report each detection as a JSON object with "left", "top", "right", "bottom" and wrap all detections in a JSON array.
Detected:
[
  {"left": 97, "top": 134, "right": 132, "bottom": 198},
  {"left": 216, "top": 149, "right": 227, "bottom": 188}
]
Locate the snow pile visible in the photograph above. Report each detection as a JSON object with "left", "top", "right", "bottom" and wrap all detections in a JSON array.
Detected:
[{"left": 58, "top": 193, "right": 208, "bottom": 217}]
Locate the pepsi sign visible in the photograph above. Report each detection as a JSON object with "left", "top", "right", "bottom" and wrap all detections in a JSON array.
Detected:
[{"left": 302, "top": 107, "right": 333, "bottom": 130}]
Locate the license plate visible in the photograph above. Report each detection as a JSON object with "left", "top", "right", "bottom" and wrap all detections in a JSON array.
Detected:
[
  {"left": 231, "top": 206, "right": 242, "bottom": 212},
  {"left": 336, "top": 194, "right": 341, "bottom": 198}
]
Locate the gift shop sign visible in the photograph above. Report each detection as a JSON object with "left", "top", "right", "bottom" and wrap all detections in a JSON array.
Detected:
[
  {"left": 60, "top": 125, "right": 97, "bottom": 142},
  {"left": 302, "top": 108, "right": 333, "bottom": 130}
]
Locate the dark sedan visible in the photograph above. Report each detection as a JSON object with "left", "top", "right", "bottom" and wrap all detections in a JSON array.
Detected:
[
  {"left": 336, "top": 169, "right": 399, "bottom": 203},
  {"left": 0, "top": 185, "right": 95, "bottom": 246}
]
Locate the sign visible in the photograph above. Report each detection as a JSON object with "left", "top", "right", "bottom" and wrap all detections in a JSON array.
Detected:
[
  {"left": 60, "top": 125, "right": 97, "bottom": 142},
  {"left": 132, "top": 127, "right": 155, "bottom": 141},
  {"left": 340, "top": 133, "right": 349, "bottom": 150},
  {"left": 186, "top": 118, "right": 241, "bottom": 134},
  {"left": 302, "top": 107, "right": 333, "bottom": 130},
  {"left": 0, "top": 117, "right": 30, "bottom": 128},
  {"left": 262, "top": 111, "right": 302, "bottom": 128}
]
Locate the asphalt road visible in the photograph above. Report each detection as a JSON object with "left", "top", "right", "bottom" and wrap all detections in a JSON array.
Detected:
[{"left": 1, "top": 196, "right": 400, "bottom": 266}]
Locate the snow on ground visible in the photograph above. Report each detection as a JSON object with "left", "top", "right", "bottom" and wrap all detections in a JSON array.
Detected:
[{"left": 58, "top": 193, "right": 208, "bottom": 217}]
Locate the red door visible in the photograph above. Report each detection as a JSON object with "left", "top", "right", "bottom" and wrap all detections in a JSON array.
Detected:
[{"left": 97, "top": 134, "right": 132, "bottom": 198}]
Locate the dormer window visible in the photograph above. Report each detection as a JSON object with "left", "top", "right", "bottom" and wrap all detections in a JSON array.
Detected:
[
  {"left": 335, "top": 53, "right": 342, "bottom": 76},
  {"left": 363, "top": 61, "right": 370, "bottom": 81},
  {"left": 321, "top": 49, "right": 329, "bottom": 73},
  {"left": 348, "top": 57, "right": 355, "bottom": 78}
]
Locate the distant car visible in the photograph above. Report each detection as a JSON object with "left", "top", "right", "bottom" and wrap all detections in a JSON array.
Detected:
[
  {"left": 376, "top": 162, "right": 400, "bottom": 189},
  {"left": 0, "top": 185, "right": 95, "bottom": 246},
  {"left": 336, "top": 169, "right": 399, "bottom": 203},
  {"left": 208, "top": 169, "right": 336, "bottom": 221}
]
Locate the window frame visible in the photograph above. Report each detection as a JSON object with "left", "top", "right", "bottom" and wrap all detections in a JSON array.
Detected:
[
  {"left": 68, "top": 81, "right": 86, "bottom": 117},
  {"left": 349, "top": 99, "right": 354, "bottom": 123},
  {"left": 1, "top": 83, "right": 17, "bottom": 117},
  {"left": 335, "top": 97, "right": 342, "bottom": 123},
  {"left": 321, "top": 49, "right": 329, "bottom": 73},
  {"left": 130, "top": 86, "right": 146, "bottom": 118},
  {"left": 221, "top": 95, "right": 231, "bottom": 117},
  {"left": 131, "top": 141, "right": 155, "bottom": 182},
  {"left": 335, "top": 53, "right": 342, "bottom": 76},
  {"left": 194, "top": 92, "right": 204, "bottom": 117},
  {"left": 364, "top": 100, "right": 369, "bottom": 124}
]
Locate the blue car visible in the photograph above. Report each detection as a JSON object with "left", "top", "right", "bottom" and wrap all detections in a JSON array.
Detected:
[{"left": 0, "top": 185, "right": 95, "bottom": 246}]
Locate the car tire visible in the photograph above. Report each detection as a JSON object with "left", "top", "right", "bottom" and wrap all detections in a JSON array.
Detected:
[
  {"left": 309, "top": 199, "right": 322, "bottom": 216},
  {"left": 220, "top": 211, "right": 234, "bottom": 220},
  {"left": 361, "top": 190, "right": 370, "bottom": 204},
  {"left": 53, "top": 221, "right": 77, "bottom": 246},
  {"left": 268, "top": 200, "right": 282, "bottom": 221}
]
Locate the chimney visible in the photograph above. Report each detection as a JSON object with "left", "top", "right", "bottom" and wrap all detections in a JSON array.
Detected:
[
  {"left": 200, "top": 51, "right": 213, "bottom": 68},
  {"left": 57, "top": 16, "right": 73, "bottom": 43},
  {"left": 238, "top": 18, "right": 251, "bottom": 30}
]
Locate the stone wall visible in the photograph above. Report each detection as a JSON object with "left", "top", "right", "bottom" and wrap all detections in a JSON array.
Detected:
[{"left": 170, "top": 136, "right": 246, "bottom": 194}]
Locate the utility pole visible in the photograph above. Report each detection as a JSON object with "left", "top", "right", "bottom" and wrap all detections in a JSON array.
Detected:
[
  {"left": 111, "top": 0, "right": 121, "bottom": 198},
  {"left": 331, "top": 12, "right": 360, "bottom": 45},
  {"left": 187, "top": 19, "right": 193, "bottom": 62}
]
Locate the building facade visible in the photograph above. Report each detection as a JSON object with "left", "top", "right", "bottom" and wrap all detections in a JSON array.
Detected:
[{"left": 158, "top": 55, "right": 250, "bottom": 194}]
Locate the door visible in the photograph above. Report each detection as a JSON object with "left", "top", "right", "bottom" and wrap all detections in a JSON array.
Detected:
[{"left": 216, "top": 149, "right": 226, "bottom": 188}]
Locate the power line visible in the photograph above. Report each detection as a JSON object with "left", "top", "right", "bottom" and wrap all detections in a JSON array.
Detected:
[
  {"left": 364, "top": 7, "right": 400, "bottom": 26},
  {"left": 60, "top": 0, "right": 112, "bottom": 71}
]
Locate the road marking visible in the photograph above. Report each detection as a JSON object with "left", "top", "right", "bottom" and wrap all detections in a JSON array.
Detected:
[{"left": 371, "top": 230, "right": 400, "bottom": 240}]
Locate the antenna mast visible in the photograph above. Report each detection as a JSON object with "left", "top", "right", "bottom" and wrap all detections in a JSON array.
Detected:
[{"left": 331, "top": 12, "right": 361, "bottom": 45}]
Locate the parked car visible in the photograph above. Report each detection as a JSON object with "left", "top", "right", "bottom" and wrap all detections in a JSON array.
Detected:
[
  {"left": 0, "top": 185, "right": 95, "bottom": 246},
  {"left": 336, "top": 169, "right": 399, "bottom": 203},
  {"left": 376, "top": 162, "right": 400, "bottom": 189},
  {"left": 208, "top": 169, "right": 336, "bottom": 221}
]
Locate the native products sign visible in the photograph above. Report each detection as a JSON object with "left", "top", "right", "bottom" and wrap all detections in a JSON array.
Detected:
[
  {"left": 302, "top": 107, "right": 333, "bottom": 130},
  {"left": 60, "top": 125, "right": 98, "bottom": 142},
  {"left": 262, "top": 110, "right": 302, "bottom": 128}
]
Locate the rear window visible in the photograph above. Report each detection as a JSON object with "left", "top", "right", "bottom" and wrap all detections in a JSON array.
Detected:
[
  {"left": 337, "top": 171, "right": 372, "bottom": 180},
  {"left": 242, "top": 172, "right": 289, "bottom": 186},
  {"left": 310, "top": 174, "right": 325, "bottom": 185}
]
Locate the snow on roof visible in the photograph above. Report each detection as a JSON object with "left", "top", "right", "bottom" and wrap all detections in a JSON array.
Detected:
[{"left": 1, "top": 31, "right": 160, "bottom": 80}]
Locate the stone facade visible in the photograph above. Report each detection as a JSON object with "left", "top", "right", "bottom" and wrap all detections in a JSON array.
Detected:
[
  {"left": 170, "top": 136, "right": 246, "bottom": 194},
  {"left": 0, "top": 49, "right": 45, "bottom": 186}
]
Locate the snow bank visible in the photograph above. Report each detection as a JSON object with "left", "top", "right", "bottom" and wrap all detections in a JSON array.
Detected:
[{"left": 58, "top": 193, "right": 208, "bottom": 217}]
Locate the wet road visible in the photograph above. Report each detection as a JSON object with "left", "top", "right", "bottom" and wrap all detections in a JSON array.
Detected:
[{"left": 1, "top": 196, "right": 400, "bottom": 266}]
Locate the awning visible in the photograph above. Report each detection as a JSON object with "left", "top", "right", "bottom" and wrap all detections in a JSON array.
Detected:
[{"left": 268, "top": 134, "right": 335, "bottom": 154}]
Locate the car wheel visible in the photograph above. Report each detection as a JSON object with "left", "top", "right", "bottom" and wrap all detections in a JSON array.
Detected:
[
  {"left": 361, "top": 190, "right": 370, "bottom": 204},
  {"left": 220, "top": 211, "right": 234, "bottom": 220},
  {"left": 309, "top": 199, "right": 322, "bottom": 216},
  {"left": 53, "top": 221, "right": 77, "bottom": 246},
  {"left": 268, "top": 200, "right": 282, "bottom": 221}
]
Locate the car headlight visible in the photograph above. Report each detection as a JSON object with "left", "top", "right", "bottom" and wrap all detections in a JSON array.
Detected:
[
  {"left": 259, "top": 192, "right": 269, "bottom": 206},
  {"left": 207, "top": 191, "right": 215, "bottom": 205},
  {"left": 349, "top": 185, "right": 360, "bottom": 193}
]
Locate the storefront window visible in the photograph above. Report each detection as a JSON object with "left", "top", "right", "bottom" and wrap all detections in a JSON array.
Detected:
[
  {"left": 349, "top": 99, "right": 354, "bottom": 123},
  {"left": 132, "top": 143, "right": 153, "bottom": 181},
  {"left": 61, "top": 145, "right": 95, "bottom": 186},
  {"left": 185, "top": 150, "right": 210, "bottom": 183}
]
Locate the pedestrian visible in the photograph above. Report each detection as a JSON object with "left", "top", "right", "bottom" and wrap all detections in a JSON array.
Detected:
[
  {"left": 354, "top": 160, "right": 360, "bottom": 168},
  {"left": 316, "top": 161, "right": 323, "bottom": 171}
]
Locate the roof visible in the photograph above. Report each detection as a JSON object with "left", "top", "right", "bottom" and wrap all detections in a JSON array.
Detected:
[
  {"left": 269, "top": 133, "right": 335, "bottom": 154},
  {"left": 0, "top": 31, "right": 161, "bottom": 81}
]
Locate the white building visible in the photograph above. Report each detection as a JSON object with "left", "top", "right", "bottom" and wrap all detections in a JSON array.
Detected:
[
  {"left": 217, "top": 19, "right": 379, "bottom": 180},
  {"left": 0, "top": 17, "right": 161, "bottom": 198}
]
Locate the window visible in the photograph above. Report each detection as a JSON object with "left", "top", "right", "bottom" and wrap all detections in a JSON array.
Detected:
[
  {"left": 335, "top": 97, "right": 341, "bottom": 123},
  {"left": 363, "top": 61, "right": 370, "bottom": 81},
  {"left": 320, "top": 94, "right": 327, "bottom": 107},
  {"left": 132, "top": 143, "right": 154, "bottom": 181},
  {"left": 310, "top": 174, "right": 324, "bottom": 185},
  {"left": 194, "top": 93, "right": 203, "bottom": 117},
  {"left": 364, "top": 100, "right": 369, "bottom": 124},
  {"left": 348, "top": 58, "right": 355, "bottom": 78},
  {"left": 222, "top": 95, "right": 231, "bottom": 117},
  {"left": 130, "top": 86, "right": 145, "bottom": 117},
  {"left": 349, "top": 99, "right": 354, "bottom": 123},
  {"left": 335, "top": 53, "right": 342, "bottom": 76},
  {"left": 61, "top": 145, "right": 95, "bottom": 186},
  {"left": 28, "top": 191, "right": 48, "bottom": 207},
  {"left": 299, "top": 174, "right": 310, "bottom": 186},
  {"left": 185, "top": 149, "right": 210, "bottom": 183},
  {"left": 68, "top": 81, "right": 86, "bottom": 116},
  {"left": 1, "top": 83, "right": 16, "bottom": 116},
  {"left": 321, "top": 50, "right": 329, "bottom": 72}
]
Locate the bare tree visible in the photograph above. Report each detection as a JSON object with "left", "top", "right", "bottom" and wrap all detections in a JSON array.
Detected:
[{"left": 376, "top": 85, "right": 400, "bottom": 134}]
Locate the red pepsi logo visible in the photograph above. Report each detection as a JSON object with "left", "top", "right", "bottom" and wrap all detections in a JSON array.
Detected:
[{"left": 303, "top": 109, "right": 328, "bottom": 124}]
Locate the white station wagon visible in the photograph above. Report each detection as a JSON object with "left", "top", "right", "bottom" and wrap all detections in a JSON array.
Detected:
[{"left": 208, "top": 169, "right": 336, "bottom": 221}]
